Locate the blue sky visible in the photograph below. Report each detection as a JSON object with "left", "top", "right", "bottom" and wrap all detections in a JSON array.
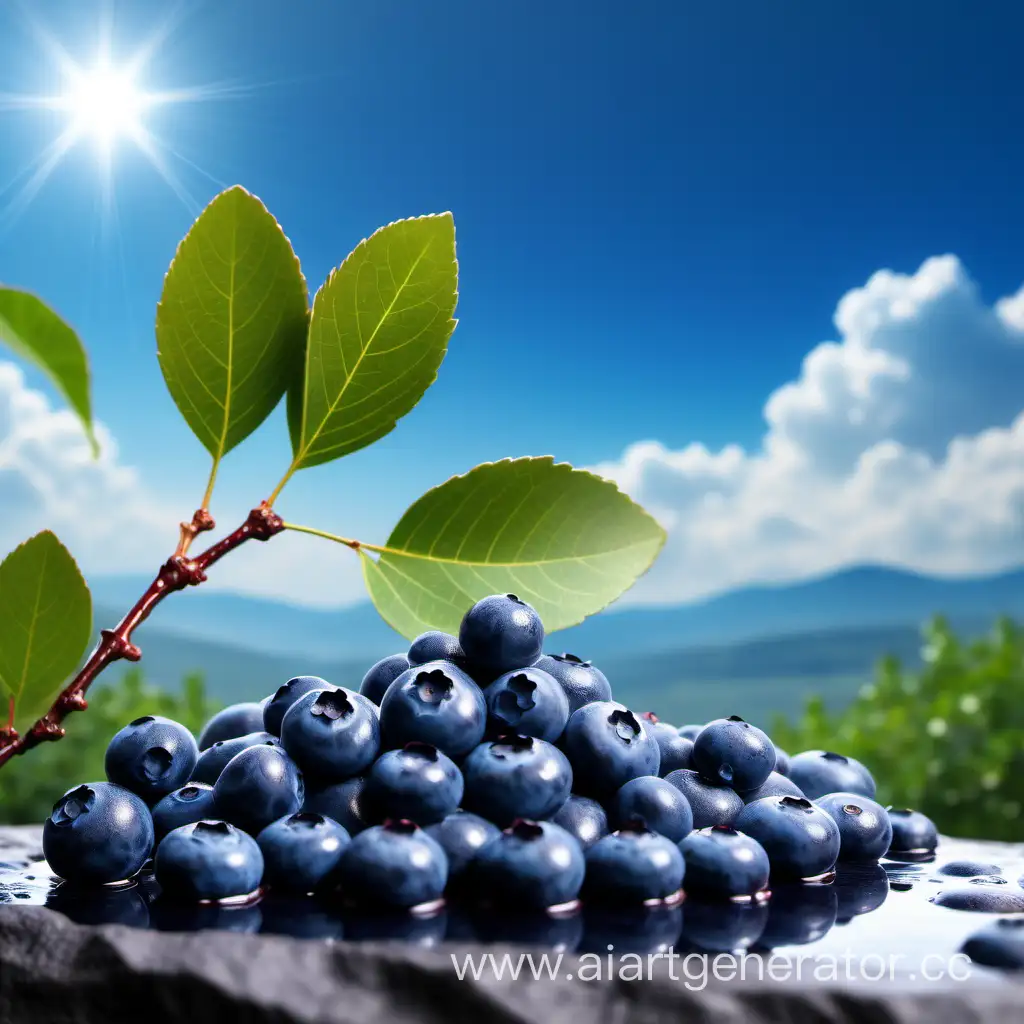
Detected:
[{"left": 1, "top": 0, "right": 1023, "bottom": 608}]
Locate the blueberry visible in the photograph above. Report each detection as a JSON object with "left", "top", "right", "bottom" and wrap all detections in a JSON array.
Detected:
[
  {"left": 677, "top": 724, "right": 704, "bottom": 741},
  {"left": 359, "top": 654, "right": 411, "bottom": 704},
  {"left": 741, "top": 771, "right": 805, "bottom": 803},
  {"left": 679, "top": 826, "right": 771, "bottom": 898},
  {"left": 363, "top": 742, "right": 464, "bottom": 825},
  {"left": 583, "top": 823, "right": 685, "bottom": 904},
  {"left": 562, "top": 702, "right": 660, "bottom": 797},
  {"left": 470, "top": 819, "right": 585, "bottom": 910},
  {"left": 961, "top": 918, "right": 1024, "bottom": 970},
  {"left": 151, "top": 783, "right": 217, "bottom": 840},
  {"left": 610, "top": 776, "right": 693, "bottom": 843},
  {"left": 931, "top": 886, "right": 1024, "bottom": 913},
  {"left": 551, "top": 795, "right": 609, "bottom": 850},
  {"left": 886, "top": 807, "right": 938, "bottom": 855},
  {"left": 663, "top": 769, "right": 743, "bottom": 829},
  {"left": 459, "top": 594, "right": 544, "bottom": 679},
  {"left": 197, "top": 703, "right": 266, "bottom": 750},
  {"left": 104, "top": 716, "right": 199, "bottom": 804},
  {"left": 787, "top": 750, "right": 876, "bottom": 800},
  {"left": 639, "top": 713, "right": 694, "bottom": 775},
  {"left": 938, "top": 860, "right": 1004, "bottom": 877},
  {"left": 213, "top": 744, "right": 304, "bottom": 835},
  {"left": 263, "top": 675, "right": 334, "bottom": 736},
  {"left": 734, "top": 795, "right": 841, "bottom": 880},
  {"left": 533, "top": 653, "right": 612, "bottom": 714},
  {"left": 691, "top": 716, "right": 775, "bottom": 791},
  {"left": 279, "top": 687, "right": 379, "bottom": 783},
  {"left": 424, "top": 811, "right": 502, "bottom": 881},
  {"left": 155, "top": 820, "right": 264, "bottom": 901},
  {"left": 773, "top": 746, "right": 791, "bottom": 777},
  {"left": 190, "top": 732, "right": 281, "bottom": 786},
  {"left": 256, "top": 812, "right": 351, "bottom": 892},
  {"left": 485, "top": 667, "right": 570, "bottom": 742},
  {"left": 408, "top": 631, "right": 466, "bottom": 666},
  {"left": 461, "top": 735, "right": 573, "bottom": 827},
  {"left": 336, "top": 819, "right": 448, "bottom": 908},
  {"left": 43, "top": 782, "right": 154, "bottom": 885},
  {"left": 379, "top": 660, "right": 486, "bottom": 759},
  {"left": 815, "top": 793, "right": 893, "bottom": 861},
  {"left": 302, "top": 776, "right": 370, "bottom": 836}
]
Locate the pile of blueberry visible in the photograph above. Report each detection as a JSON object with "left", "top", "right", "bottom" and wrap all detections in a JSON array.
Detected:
[{"left": 42, "top": 593, "right": 940, "bottom": 917}]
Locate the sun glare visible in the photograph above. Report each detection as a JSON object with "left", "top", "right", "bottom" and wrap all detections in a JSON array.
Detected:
[{"left": 60, "top": 62, "right": 150, "bottom": 150}]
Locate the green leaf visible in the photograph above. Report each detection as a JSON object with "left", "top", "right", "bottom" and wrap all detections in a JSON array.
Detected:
[
  {"left": 156, "top": 185, "right": 309, "bottom": 464},
  {"left": 360, "top": 457, "right": 666, "bottom": 639},
  {"left": 0, "top": 531, "right": 92, "bottom": 731},
  {"left": 0, "top": 286, "right": 97, "bottom": 456},
  {"left": 287, "top": 213, "right": 458, "bottom": 471}
]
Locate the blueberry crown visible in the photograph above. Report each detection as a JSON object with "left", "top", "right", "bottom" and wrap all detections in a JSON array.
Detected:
[
  {"left": 509, "top": 819, "right": 544, "bottom": 841},
  {"left": 382, "top": 818, "right": 419, "bottom": 834},
  {"left": 403, "top": 741, "right": 440, "bottom": 760},
  {"left": 779, "top": 796, "right": 814, "bottom": 811},
  {"left": 310, "top": 689, "right": 355, "bottom": 719},
  {"left": 194, "top": 820, "right": 232, "bottom": 837}
]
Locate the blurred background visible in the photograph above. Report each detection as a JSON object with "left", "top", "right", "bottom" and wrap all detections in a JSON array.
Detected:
[{"left": 1, "top": 1, "right": 1022, "bottom": 836}]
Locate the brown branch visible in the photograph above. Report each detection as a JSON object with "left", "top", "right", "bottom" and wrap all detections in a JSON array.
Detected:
[{"left": 0, "top": 503, "right": 284, "bottom": 769}]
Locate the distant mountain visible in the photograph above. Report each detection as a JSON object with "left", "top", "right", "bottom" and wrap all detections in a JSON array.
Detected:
[{"left": 89, "top": 563, "right": 1024, "bottom": 666}]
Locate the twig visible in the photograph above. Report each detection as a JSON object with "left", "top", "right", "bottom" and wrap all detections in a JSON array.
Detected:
[{"left": 0, "top": 504, "right": 284, "bottom": 768}]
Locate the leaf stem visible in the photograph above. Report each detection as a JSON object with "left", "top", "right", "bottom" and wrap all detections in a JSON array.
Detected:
[
  {"left": 281, "top": 521, "right": 364, "bottom": 551},
  {"left": 266, "top": 462, "right": 297, "bottom": 508},
  {"left": 201, "top": 456, "right": 221, "bottom": 511}
]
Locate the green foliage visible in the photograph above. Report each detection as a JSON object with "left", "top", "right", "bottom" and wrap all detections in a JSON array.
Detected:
[
  {"left": 774, "top": 616, "right": 1024, "bottom": 841},
  {"left": 0, "top": 668, "right": 220, "bottom": 825},
  {"left": 362, "top": 457, "right": 667, "bottom": 638},
  {"left": 0, "top": 532, "right": 92, "bottom": 733},
  {"left": 0, "top": 285, "right": 97, "bottom": 454}
]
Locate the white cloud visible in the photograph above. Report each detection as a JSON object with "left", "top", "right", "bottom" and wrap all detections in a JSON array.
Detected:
[{"left": 591, "top": 256, "right": 1024, "bottom": 606}]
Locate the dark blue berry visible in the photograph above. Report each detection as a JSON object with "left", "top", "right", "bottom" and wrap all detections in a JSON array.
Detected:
[
  {"left": 788, "top": 750, "right": 876, "bottom": 800},
  {"left": 533, "top": 653, "right": 612, "bottom": 714},
  {"left": 408, "top": 631, "right": 465, "bottom": 666},
  {"left": 197, "top": 703, "right": 266, "bottom": 750},
  {"left": 735, "top": 795, "right": 841, "bottom": 880},
  {"left": 213, "top": 744, "right": 304, "bottom": 835},
  {"left": 741, "top": 771, "right": 805, "bottom": 803},
  {"left": 461, "top": 735, "right": 572, "bottom": 827},
  {"left": 379, "top": 660, "right": 486, "bottom": 759},
  {"left": 692, "top": 716, "right": 775, "bottom": 791},
  {"left": 151, "top": 783, "right": 217, "bottom": 840},
  {"left": 679, "top": 826, "right": 770, "bottom": 898},
  {"left": 961, "top": 918, "right": 1024, "bottom": 970},
  {"left": 583, "top": 823, "right": 685, "bottom": 904},
  {"left": 562, "top": 702, "right": 660, "bottom": 797},
  {"left": 43, "top": 782, "right": 154, "bottom": 885},
  {"left": 424, "top": 811, "right": 501, "bottom": 881},
  {"left": 773, "top": 746, "right": 791, "bottom": 776},
  {"left": 639, "top": 713, "right": 693, "bottom": 775},
  {"left": 363, "top": 742, "right": 464, "bottom": 825},
  {"left": 932, "top": 886, "right": 1024, "bottom": 913},
  {"left": 105, "top": 716, "right": 199, "bottom": 804},
  {"left": 190, "top": 732, "right": 281, "bottom": 786},
  {"left": 938, "top": 860, "right": 1003, "bottom": 877},
  {"left": 302, "top": 776, "right": 370, "bottom": 836},
  {"left": 815, "top": 793, "right": 893, "bottom": 861},
  {"left": 886, "top": 807, "right": 939, "bottom": 855},
  {"left": 263, "top": 675, "right": 334, "bottom": 736},
  {"left": 279, "top": 687, "right": 379, "bottom": 783},
  {"left": 551, "top": 795, "right": 609, "bottom": 850},
  {"left": 485, "top": 667, "right": 570, "bottom": 742},
  {"left": 155, "top": 820, "right": 263, "bottom": 901},
  {"left": 677, "top": 724, "right": 704, "bottom": 741},
  {"left": 459, "top": 594, "right": 544, "bottom": 679},
  {"left": 256, "top": 812, "right": 351, "bottom": 892},
  {"left": 359, "top": 654, "right": 410, "bottom": 704},
  {"left": 470, "top": 819, "right": 585, "bottom": 909},
  {"left": 610, "top": 775, "right": 693, "bottom": 842},
  {"left": 336, "top": 819, "right": 448, "bottom": 908},
  {"left": 664, "top": 769, "right": 743, "bottom": 828}
]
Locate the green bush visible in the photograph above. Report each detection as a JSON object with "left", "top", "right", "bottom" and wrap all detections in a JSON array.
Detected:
[
  {"left": 774, "top": 616, "right": 1024, "bottom": 841},
  {"left": 0, "top": 669, "right": 220, "bottom": 826}
]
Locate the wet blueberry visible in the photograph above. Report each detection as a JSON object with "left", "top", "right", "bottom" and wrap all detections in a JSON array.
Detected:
[
  {"left": 154, "top": 820, "right": 263, "bottom": 901},
  {"left": 408, "top": 631, "right": 466, "bottom": 667},
  {"left": 190, "top": 731, "right": 281, "bottom": 786},
  {"left": 692, "top": 716, "right": 776, "bottom": 792},
  {"left": 562, "top": 701, "right": 660, "bottom": 797},
  {"left": 734, "top": 795, "right": 841, "bottom": 880},
  {"left": 931, "top": 886, "right": 1024, "bottom": 913},
  {"left": 424, "top": 810, "right": 502, "bottom": 882},
  {"left": 740, "top": 771, "right": 804, "bottom": 803},
  {"left": 551, "top": 795, "right": 609, "bottom": 850},
  {"left": 961, "top": 918, "right": 1024, "bottom": 969},
  {"left": 359, "top": 654, "right": 411, "bottom": 704},
  {"left": 105, "top": 716, "right": 199, "bottom": 804},
  {"left": 151, "top": 783, "right": 217, "bottom": 840},
  {"left": 815, "top": 793, "right": 893, "bottom": 861},
  {"left": 676, "top": 724, "right": 704, "bottom": 741},
  {"left": 679, "top": 826, "right": 771, "bottom": 898},
  {"left": 263, "top": 675, "right": 334, "bottom": 736},
  {"left": 459, "top": 594, "right": 544, "bottom": 680},
  {"left": 379, "top": 660, "right": 486, "bottom": 759},
  {"left": 197, "top": 703, "right": 266, "bottom": 750},
  {"left": 485, "top": 667, "right": 570, "bottom": 742},
  {"left": 336, "top": 819, "right": 448, "bottom": 909},
  {"left": 461, "top": 734, "right": 573, "bottom": 827},
  {"left": 610, "top": 775, "right": 693, "bottom": 842},
  {"left": 213, "top": 744, "right": 304, "bottom": 835},
  {"left": 256, "top": 811, "right": 351, "bottom": 892},
  {"left": 788, "top": 750, "right": 876, "bottom": 800},
  {"left": 887, "top": 807, "right": 939, "bottom": 855},
  {"left": 938, "top": 859, "right": 1003, "bottom": 877},
  {"left": 638, "top": 713, "right": 694, "bottom": 775},
  {"left": 664, "top": 769, "right": 743, "bottom": 829},
  {"left": 43, "top": 782, "right": 154, "bottom": 885},
  {"left": 302, "top": 776, "right": 370, "bottom": 836},
  {"left": 533, "top": 653, "right": 612, "bottom": 714},
  {"left": 363, "top": 742, "right": 464, "bottom": 825},
  {"left": 280, "top": 687, "right": 380, "bottom": 783},
  {"left": 583, "top": 823, "right": 685, "bottom": 904}
]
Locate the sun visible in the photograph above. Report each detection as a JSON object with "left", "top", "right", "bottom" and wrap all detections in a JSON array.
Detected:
[{"left": 59, "top": 61, "right": 152, "bottom": 152}]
